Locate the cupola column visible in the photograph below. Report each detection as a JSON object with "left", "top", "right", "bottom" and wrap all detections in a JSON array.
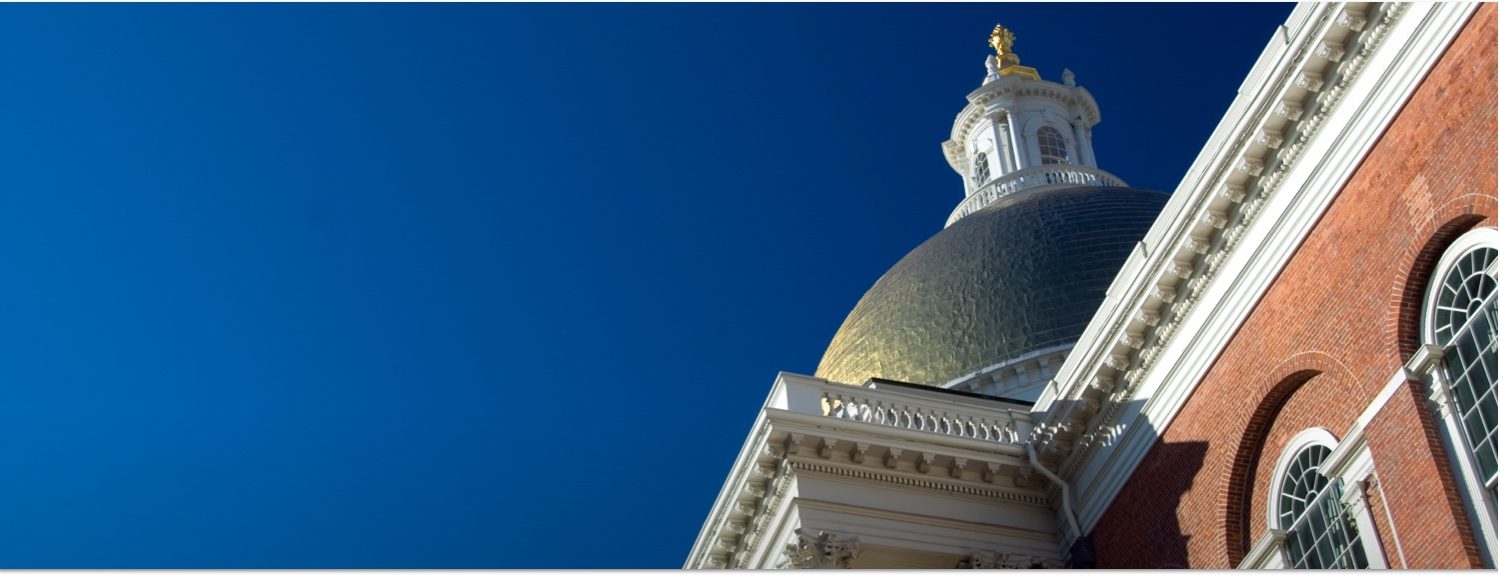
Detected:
[
  {"left": 1071, "top": 121, "right": 1095, "bottom": 167},
  {"left": 987, "top": 113, "right": 1014, "bottom": 175},
  {"left": 1003, "top": 108, "right": 1025, "bottom": 172}
]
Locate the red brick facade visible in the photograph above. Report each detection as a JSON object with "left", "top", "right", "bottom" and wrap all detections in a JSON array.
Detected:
[{"left": 1092, "top": 6, "right": 1497, "bottom": 568}]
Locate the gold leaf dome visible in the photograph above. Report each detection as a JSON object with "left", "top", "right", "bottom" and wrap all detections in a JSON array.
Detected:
[{"left": 815, "top": 186, "right": 1168, "bottom": 388}]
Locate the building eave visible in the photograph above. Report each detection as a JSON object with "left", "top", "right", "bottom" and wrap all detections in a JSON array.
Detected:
[{"left": 1030, "top": 1, "right": 1482, "bottom": 533}]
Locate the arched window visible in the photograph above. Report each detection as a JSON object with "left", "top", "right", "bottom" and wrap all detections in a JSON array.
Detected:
[
  {"left": 1037, "top": 126, "right": 1069, "bottom": 165},
  {"left": 1275, "top": 440, "right": 1370, "bottom": 569},
  {"left": 1426, "top": 232, "right": 1499, "bottom": 491},
  {"left": 972, "top": 152, "right": 991, "bottom": 185}
]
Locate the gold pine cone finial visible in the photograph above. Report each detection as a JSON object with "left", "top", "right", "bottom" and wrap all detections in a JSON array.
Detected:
[
  {"left": 989, "top": 24, "right": 1016, "bottom": 58},
  {"left": 986, "top": 23, "right": 1039, "bottom": 80}
]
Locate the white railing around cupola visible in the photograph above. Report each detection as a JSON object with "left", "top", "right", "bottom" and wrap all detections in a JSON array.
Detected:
[
  {"left": 946, "top": 164, "right": 1128, "bottom": 227},
  {"left": 772, "top": 373, "right": 1032, "bottom": 446}
]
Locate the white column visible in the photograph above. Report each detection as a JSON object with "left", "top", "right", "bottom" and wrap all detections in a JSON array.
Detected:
[
  {"left": 1005, "top": 110, "right": 1025, "bottom": 170},
  {"left": 989, "top": 115, "right": 1012, "bottom": 174},
  {"left": 1071, "top": 121, "right": 1096, "bottom": 167}
]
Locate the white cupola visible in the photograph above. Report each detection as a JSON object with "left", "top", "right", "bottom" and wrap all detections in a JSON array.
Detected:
[{"left": 940, "top": 24, "right": 1128, "bottom": 227}]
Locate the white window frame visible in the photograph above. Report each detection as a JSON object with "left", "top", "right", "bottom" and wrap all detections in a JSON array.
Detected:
[
  {"left": 1241, "top": 427, "right": 1387, "bottom": 569},
  {"left": 972, "top": 151, "right": 992, "bottom": 186},
  {"left": 1035, "top": 125, "right": 1071, "bottom": 165},
  {"left": 1418, "top": 226, "right": 1500, "bottom": 566},
  {"left": 1019, "top": 113, "right": 1078, "bottom": 167},
  {"left": 1266, "top": 429, "right": 1340, "bottom": 532}
]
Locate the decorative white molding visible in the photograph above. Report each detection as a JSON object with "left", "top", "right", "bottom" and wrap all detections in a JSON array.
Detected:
[
  {"left": 1336, "top": 8, "right": 1368, "bottom": 31},
  {"left": 1235, "top": 157, "right": 1266, "bottom": 176},
  {"left": 784, "top": 528, "right": 860, "bottom": 569},
  {"left": 1316, "top": 39, "right": 1348, "bottom": 63},
  {"left": 1089, "top": 374, "right": 1115, "bottom": 393},
  {"left": 1239, "top": 529, "right": 1288, "bottom": 569},
  {"left": 1218, "top": 183, "right": 1248, "bottom": 203},
  {"left": 960, "top": 548, "right": 1063, "bottom": 569},
  {"left": 1295, "top": 70, "right": 1326, "bottom": 92},
  {"left": 1027, "top": 1, "right": 1480, "bottom": 534},
  {"left": 688, "top": 373, "right": 1050, "bottom": 569},
  {"left": 1167, "top": 261, "right": 1195, "bottom": 279},
  {"left": 1274, "top": 100, "right": 1305, "bottom": 121},
  {"left": 1134, "top": 310, "right": 1161, "bottom": 327},
  {"left": 1202, "top": 213, "right": 1230, "bottom": 230},
  {"left": 1255, "top": 127, "right": 1286, "bottom": 149},
  {"left": 1150, "top": 284, "right": 1178, "bottom": 303}
]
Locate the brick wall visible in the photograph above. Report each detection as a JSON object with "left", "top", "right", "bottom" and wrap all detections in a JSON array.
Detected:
[
  {"left": 1091, "top": 5, "right": 1497, "bottom": 568},
  {"left": 1363, "top": 380, "right": 1484, "bottom": 567}
]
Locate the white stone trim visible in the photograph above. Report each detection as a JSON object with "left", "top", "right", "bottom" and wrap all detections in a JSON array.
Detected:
[
  {"left": 1321, "top": 426, "right": 1391, "bottom": 569},
  {"left": 1420, "top": 227, "right": 1500, "bottom": 345},
  {"left": 1238, "top": 528, "right": 1288, "bottom": 569},
  {"left": 1320, "top": 363, "right": 1421, "bottom": 480},
  {"left": 687, "top": 372, "right": 1052, "bottom": 569},
  {"left": 1266, "top": 427, "right": 1389, "bottom": 569},
  {"left": 1267, "top": 427, "right": 1339, "bottom": 530},
  {"left": 1415, "top": 226, "right": 1500, "bottom": 566},
  {"left": 1025, "top": 2, "right": 1480, "bottom": 533}
]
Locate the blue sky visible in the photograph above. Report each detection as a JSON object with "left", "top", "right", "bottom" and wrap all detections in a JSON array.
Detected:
[{"left": 0, "top": 3, "right": 1291, "bottom": 568}]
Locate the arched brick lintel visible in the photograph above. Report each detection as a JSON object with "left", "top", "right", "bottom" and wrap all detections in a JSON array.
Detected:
[
  {"left": 1218, "top": 351, "right": 1359, "bottom": 565},
  {"left": 1388, "top": 194, "right": 1496, "bottom": 358}
]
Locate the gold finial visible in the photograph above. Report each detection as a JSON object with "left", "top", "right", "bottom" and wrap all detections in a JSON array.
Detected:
[
  {"left": 985, "top": 23, "right": 1039, "bottom": 80},
  {"left": 989, "top": 24, "right": 1016, "bottom": 58}
]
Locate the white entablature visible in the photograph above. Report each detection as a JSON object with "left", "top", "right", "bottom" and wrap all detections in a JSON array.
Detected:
[
  {"left": 684, "top": 373, "right": 1064, "bottom": 569},
  {"left": 1027, "top": 1, "right": 1479, "bottom": 536}
]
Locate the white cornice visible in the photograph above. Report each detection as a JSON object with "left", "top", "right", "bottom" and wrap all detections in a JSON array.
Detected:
[
  {"left": 1027, "top": 1, "right": 1481, "bottom": 533},
  {"left": 686, "top": 372, "right": 1044, "bottom": 569}
]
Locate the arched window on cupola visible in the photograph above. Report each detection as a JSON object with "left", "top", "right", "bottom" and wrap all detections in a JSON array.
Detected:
[
  {"left": 1271, "top": 433, "right": 1371, "bottom": 569},
  {"left": 1037, "top": 126, "right": 1070, "bottom": 165},
  {"left": 972, "top": 152, "right": 991, "bottom": 185}
]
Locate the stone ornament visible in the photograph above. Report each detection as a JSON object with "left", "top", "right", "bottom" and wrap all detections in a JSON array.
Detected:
[
  {"left": 958, "top": 549, "right": 1061, "bottom": 569},
  {"left": 783, "top": 529, "right": 861, "bottom": 569}
]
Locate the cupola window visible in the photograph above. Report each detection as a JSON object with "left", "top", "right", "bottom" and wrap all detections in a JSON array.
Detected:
[
  {"left": 972, "top": 152, "right": 991, "bottom": 185},
  {"left": 1037, "top": 126, "right": 1069, "bottom": 165}
]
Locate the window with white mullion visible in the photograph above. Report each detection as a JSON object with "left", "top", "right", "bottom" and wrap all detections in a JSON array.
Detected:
[
  {"left": 1433, "top": 246, "right": 1499, "bottom": 491},
  {"left": 1421, "top": 228, "right": 1500, "bottom": 567},
  {"left": 1285, "top": 480, "right": 1369, "bottom": 569},
  {"left": 1036, "top": 126, "right": 1069, "bottom": 165},
  {"left": 972, "top": 152, "right": 991, "bottom": 186},
  {"left": 1276, "top": 443, "right": 1370, "bottom": 570}
]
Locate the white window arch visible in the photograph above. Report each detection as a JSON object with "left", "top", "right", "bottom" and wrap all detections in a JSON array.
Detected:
[
  {"left": 1423, "top": 227, "right": 1499, "bottom": 492},
  {"left": 1036, "top": 126, "right": 1070, "bottom": 165},
  {"left": 972, "top": 152, "right": 991, "bottom": 185},
  {"left": 1267, "top": 428, "right": 1371, "bottom": 569},
  {"left": 1418, "top": 226, "right": 1500, "bottom": 564}
]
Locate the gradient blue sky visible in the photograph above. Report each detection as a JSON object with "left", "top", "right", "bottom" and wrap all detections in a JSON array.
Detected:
[{"left": 0, "top": 3, "right": 1292, "bottom": 568}]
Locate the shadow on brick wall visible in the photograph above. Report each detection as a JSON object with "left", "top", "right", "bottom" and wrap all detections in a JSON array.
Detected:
[{"left": 1056, "top": 397, "right": 1207, "bottom": 568}]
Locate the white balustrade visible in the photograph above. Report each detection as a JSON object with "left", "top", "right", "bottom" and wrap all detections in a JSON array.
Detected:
[
  {"left": 773, "top": 374, "right": 1031, "bottom": 446},
  {"left": 947, "top": 164, "right": 1128, "bottom": 227}
]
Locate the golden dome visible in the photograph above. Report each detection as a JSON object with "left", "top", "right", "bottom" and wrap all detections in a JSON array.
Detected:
[{"left": 815, "top": 186, "right": 1168, "bottom": 387}]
